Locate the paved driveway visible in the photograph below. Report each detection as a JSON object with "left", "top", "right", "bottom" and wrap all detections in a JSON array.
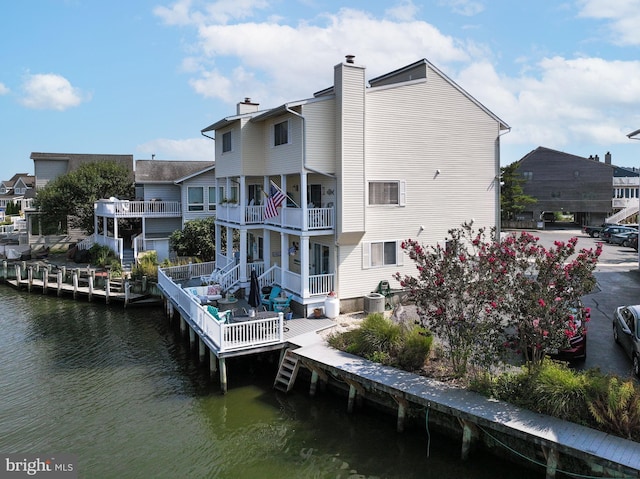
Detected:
[{"left": 509, "top": 225, "right": 639, "bottom": 378}]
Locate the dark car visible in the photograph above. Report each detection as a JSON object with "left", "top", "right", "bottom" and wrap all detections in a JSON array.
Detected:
[
  {"left": 613, "top": 305, "right": 640, "bottom": 377},
  {"left": 609, "top": 231, "right": 636, "bottom": 246},
  {"left": 629, "top": 233, "right": 639, "bottom": 250},
  {"left": 601, "top": 225, "right": 637, "bottom": 243},
  {"left": 549, "top": 303, "right": 588, "bottom": 361}
]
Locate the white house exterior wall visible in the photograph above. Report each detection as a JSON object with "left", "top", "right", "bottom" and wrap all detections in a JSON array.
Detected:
[
  {"left": 302, "top": 98, "right": 336, "bottom": 173},
  {"left": 34, "top": 160, "right": 68, "bottom": 189},
  {"left": 216, "top": 124, "right": 242, "bottom": 178},
  {"left": 263, "top": 114, "right": 303, "bottom": 176},
  {"left": 335, "top": 67, "right": 500, "bottom": 301}
]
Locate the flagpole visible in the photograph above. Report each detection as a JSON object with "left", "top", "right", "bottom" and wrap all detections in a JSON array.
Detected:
[{"left": 270, "top": 180, "right": 300, "bottom": 208}]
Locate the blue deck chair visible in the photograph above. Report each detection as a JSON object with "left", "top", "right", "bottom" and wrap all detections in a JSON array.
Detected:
[
  {"left": 273, "top": 295, "right": 292, "bottom": 313},
  {"left": 207, "top": 305, "right": 231, "bottom": 324},
  {"left": 261, "top": 286, "right": 282, "bottom": 311}
]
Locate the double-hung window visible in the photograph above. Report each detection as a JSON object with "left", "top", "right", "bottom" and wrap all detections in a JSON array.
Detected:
[
  {"left": 368, "top": 180, "right": 406, "bottom": 206},
  {"left": 208, "top": 187, "right": 218, "bottom": 211},
  {"left": 222, "top": 131, "right": 232, "bottom": 153},
  {"left": 274, "top": 120, "right": 288, "bottom": 146},
  {"left": 362, "top": 240, "right": 404, "bottom": 268},
  {"left": 188, "top": 186, "right": 204, "bottom": 212}
]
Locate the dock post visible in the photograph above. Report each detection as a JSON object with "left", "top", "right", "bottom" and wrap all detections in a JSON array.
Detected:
[
  {"left": 124, "top": 280, "right": 130, "bottom": 308},
  {"left": 392, "top": 395, "right": 409, "bottom": 432},
  {"left": 542, "top": 446, "right": 558, "bottom": 479},
  {"left": 180, "top": 316, "right": 187, "bottom": 337},
  {"left": 105, "top": 278, "right": 110, "bottom": 304},
  {"left": 15, "top": 264, "right": 22, "bottom": 285},
  {"left": 27, "top": 266, "right": 33, "bottom": 292},
  {"left": 198, "top": 337, "right": 206, "bottom": 363},
  {"left": 209, "top": 352, "right": 218, "bottom": 377},
  {"left": 189, "top": 326, "right": 196, "bottom": 350},
  {"left": 310, "top": 371, "right": 319, "bottom": 396},
  {"left": 88, "top": 276, "right": 94, "bottom": 302},
  {"left": 57, "top": 270, "right": 63, "bottom": 296},
  {"left": 2, "top": 260, "right": 6, "bottom": 281},
  {"left": 459, "top": 419, "right": 479, "bottom": 461},
  {"left": 72, "top": 270, "right": 79, "bottom": 299},
  {"left": 43, "top": 270, "right": 48, "bottom": 293},
  {"left": 219, "top": 358, "right": 228, "bottom": 394},
  {"left": 347, "top": 384, "right": 357, "bottom": 413}
]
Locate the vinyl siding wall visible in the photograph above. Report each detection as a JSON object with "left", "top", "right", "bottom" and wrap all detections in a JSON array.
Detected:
[
  {"left": 34, "top": 160, "right": 68, "bottom": 188},
  {"left": 142, "top": 184, "right": 180, "bottom": 202},
  {"left": 303, "top": 99, "right": 336, "bottom": 174},
  {"left": 337, "top": 68, "right": 500, "bottom": 300},
  {"left": 181, "top": 171, "right": 216, "bottom": 222}
]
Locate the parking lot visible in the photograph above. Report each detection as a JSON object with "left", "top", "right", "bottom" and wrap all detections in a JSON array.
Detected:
[{"left": 510, "top": 225, "right": 639, "bottom": 378}]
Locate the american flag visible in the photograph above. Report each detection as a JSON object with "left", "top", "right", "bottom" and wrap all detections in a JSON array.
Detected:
[{"left": 264, "top": 181, "right": 286, "bottom": 219}]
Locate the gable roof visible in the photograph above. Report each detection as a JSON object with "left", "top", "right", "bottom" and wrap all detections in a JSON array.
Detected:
[{"left": 135, "top": 160, "right": 215, "bottom": 184}]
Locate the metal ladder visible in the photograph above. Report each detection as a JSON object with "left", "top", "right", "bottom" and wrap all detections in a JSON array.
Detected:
[{"left": 273, "top": 349, "right": 300, "bottom": 393}]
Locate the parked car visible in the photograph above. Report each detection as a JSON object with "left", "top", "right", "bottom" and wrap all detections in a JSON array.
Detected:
[
  {"left": 601, "top": 225, "right": 637, "bottom": 243},
  {"left": 549, "top": 302, "right": 588, "bottom": 362},
  {"left": 609, "top": 231, "right": 636, "bottom": 246},
  {"left": 629, "top": 233, "right": 639, "bottom": 250},
  {"left": 582, "top": 223, "right": 619, "bottom": 238},
  {"left": 613, "top": 305, "right": 640, "bottom": 377}
]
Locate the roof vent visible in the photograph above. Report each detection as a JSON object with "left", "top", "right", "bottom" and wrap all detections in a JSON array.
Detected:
[{"left": 345, "top": 55, "right": 355, "bottom": 64}]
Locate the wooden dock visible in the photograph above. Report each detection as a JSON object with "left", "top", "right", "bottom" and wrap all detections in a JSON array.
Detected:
[{"left": 291, "top": 342, "right": 640, "bottom": 479}]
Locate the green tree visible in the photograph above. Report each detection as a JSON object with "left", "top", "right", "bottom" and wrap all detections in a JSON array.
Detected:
[
  {"left": 169, "top": 217, "right": 217, "bottom": 261},
  {"left": 500, "top": 162, "right": 537, "bottom": 220},
  {"left": 395, "top": 223, "right": 601, "bottom": 377},
  {"left": 34, "top": 161, "right": 133, "bottom": 234}
]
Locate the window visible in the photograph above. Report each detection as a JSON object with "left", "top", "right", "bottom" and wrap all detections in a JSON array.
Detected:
[
  {"left": 208, "top": 187, "right": 218, "bottom": 211},
  {"left": 274, "top": 120, "right": 288, "bottom": 146},
  {"left": 362, "top": 240, "right": 404, "bottom": 268},
  {"left": 522, "top": 171, "right": 533, "bottom": 180},
  {"left": 368, "top": 181, "right": 405, "bottom": 206},
  {"left": 229, "top": 185, "right": 239, "bottom": 203},
  {"left": 188, "top": 186, "right": 204, "bottom": 211},
  {"left": 222, "top": 131, "right": 232, "bottom": 153}
]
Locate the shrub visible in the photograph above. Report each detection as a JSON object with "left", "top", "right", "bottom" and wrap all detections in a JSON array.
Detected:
[
  {"left": 88, "top": 244, "right": 118, "bottom": 268},
  {"left": 589, "top": 377, "right": 640, "bottom": 440},
  {"left": 396, "top": 327, "right": 433, "bottom": 371},
  {"left": 358, "top": 313, "right": 401, "bottom": 358},
  {"left": 132, "top": 250, "right": 159, "bottom": 281},
  {"left": 531, "top": 360, "right": 590, "bottom": 423}
]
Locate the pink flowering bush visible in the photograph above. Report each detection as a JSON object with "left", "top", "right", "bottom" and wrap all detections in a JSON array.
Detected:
[{"left": 394, "top": 222, "right": 601, "bottom": 377}]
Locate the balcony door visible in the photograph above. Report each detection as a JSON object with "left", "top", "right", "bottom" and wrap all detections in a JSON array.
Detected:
[
  {"left": 307, "top": 184, "right": 321, "bottom": 208},
  {"left": 310, "top": 242, "right": 329, "bottom": 275}
]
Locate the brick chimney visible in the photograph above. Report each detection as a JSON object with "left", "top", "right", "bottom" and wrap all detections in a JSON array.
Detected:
[{"left": 605, "top": 151, "right": 612, "bottom": 165}]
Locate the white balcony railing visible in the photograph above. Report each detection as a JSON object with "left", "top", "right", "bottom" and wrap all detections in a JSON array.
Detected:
[
  {"left": 216, "top": 204, "right": 334, "bottom": 230},
  {"left": 95, "top": 200, "right": 182, "bottom": 218}
]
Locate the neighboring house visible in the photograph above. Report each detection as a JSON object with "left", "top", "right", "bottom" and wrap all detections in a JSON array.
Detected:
[
  {"left": 30, "top": 152, "right": 134, "bottom": 189},
  {"left": 92, "top": 160, "right": 215, "bottom": 264},
  {"left": 201, "top": 56, "right": 509, "bottom": 314},
  {"left": 0, "top": 173, "right": 36, "bottom": 212},
  {"left": 516, "top": 147, "right": 638, "bottom": 225}
]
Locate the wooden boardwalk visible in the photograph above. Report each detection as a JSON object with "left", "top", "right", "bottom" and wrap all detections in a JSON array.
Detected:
[{"left": 292, "top": 341, "right": 640, "bottom": 478}]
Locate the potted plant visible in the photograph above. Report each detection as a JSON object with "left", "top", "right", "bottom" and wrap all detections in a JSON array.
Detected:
[{"left": 313, "top": 307, "right": 323, "bottom": 318}]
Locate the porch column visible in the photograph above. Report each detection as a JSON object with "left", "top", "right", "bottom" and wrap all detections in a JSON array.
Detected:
[
  {"left": 215, "top": 222, "right": 222, "bottom": 265},
  {"left": 300, "top": 236, "right": 310, "bottom": 298},
  {"left": 301, "top": 173, "right": 308, "bottom": 230},
  {"left": 102, "top": 216, "right": 108, "bottom": 240},
  {"left": 226, "top": 226, "right": 233, "bottom": 266},
  {"left": 239, "top": 228, "right": 247, "bottom": 283},
  {"left": 263, "top": 228, "right": 271, "bottom": 270},
  {"left": 239, "top": 176, "right": 246, "bottom": 225},
  {"left": 280, "top": 232, "right": 288, "bottom": 286},
  {"left": 94, "top": 211, "right": 98, "bottom": 237}
]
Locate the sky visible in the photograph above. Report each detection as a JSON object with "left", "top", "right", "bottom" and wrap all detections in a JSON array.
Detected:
[{"left": 3, "top": 0, "right": 640, "bottom": 175}]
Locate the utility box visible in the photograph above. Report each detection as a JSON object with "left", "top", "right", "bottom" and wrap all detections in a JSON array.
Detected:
[{"left": 364, "top": 293, "right": 385, "bottom": 314}]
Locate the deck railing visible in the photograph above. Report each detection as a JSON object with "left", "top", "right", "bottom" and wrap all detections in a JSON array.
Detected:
[
  {"left": 158, "top": 267, "right": 284, "bottom": 352},
  {"left": 95, "top": 200, "right": 182, "bottom": 218}
]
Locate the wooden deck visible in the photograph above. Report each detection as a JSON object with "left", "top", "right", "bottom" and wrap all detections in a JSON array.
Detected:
[{"left": 291, "top": 342, "right": 640, "bottom": 477}]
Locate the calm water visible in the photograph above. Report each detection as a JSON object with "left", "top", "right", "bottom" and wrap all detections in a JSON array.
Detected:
[{"left": 0, "top": 285, "right": 541, "bottom": 478}]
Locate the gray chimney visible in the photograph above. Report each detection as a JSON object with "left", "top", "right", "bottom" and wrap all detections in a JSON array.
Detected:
[
  {"left": 605, "top": 151, "right": 612, "bottom": 165},
  {"left": 594, "top": 154, "right": 600, "bottom": 162}
]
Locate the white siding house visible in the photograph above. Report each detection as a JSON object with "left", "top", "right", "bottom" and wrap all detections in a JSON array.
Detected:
[{"left": 202, "top": 57, "right": 509, "bottom": 314}]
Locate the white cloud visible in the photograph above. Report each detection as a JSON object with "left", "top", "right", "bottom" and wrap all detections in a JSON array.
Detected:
[
  {"left": 438, "top": 0, "right": 485, "bottom": 16},
  {"left": 136, "top": 137, "right": 212, "bottom": 161},
  {"left": 577, "top": 0, "right": 640, "bottom": 45},
  {"left": 154, "top": 0, "right": 269, "bottom": 25},
  {"left": 385, "top": 0, "right": 420, "bottom": 21},
  {"left": 20, "top": 73, "right": 87, "bottom": 110},
  {"left": 0, "top": 83, "right": 9, "bottom": 95}
]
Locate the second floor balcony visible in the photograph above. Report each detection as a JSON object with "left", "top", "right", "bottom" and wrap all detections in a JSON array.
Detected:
[
  {"left": 216, "top": 204, "right": 334, "bottom": 231},
  {"left": 95, "top": 199, "right": 182, "bottom": 218}
]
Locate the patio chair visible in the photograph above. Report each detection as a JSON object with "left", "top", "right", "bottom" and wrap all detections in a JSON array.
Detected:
[
  {"left": 272, "top": 295, "right": 292, "bottom": 313},
  {"left": 200, "top": 269, "right": 220, "bottom": 286},
  {"left": 207, "top": 305, "right": 231, "bottom": 324},
  {"left": 261, "top": 286, "right": 282, "bottom": 311}
]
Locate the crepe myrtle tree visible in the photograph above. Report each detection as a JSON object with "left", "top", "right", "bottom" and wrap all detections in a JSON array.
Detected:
[{"left": 394, "top": 222, "right": 601, "bottom": 377}]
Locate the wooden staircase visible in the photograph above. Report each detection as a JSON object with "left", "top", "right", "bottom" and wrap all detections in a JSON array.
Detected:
[{"left": 273, "top": 349, "right": 300, "bottom": 393}]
